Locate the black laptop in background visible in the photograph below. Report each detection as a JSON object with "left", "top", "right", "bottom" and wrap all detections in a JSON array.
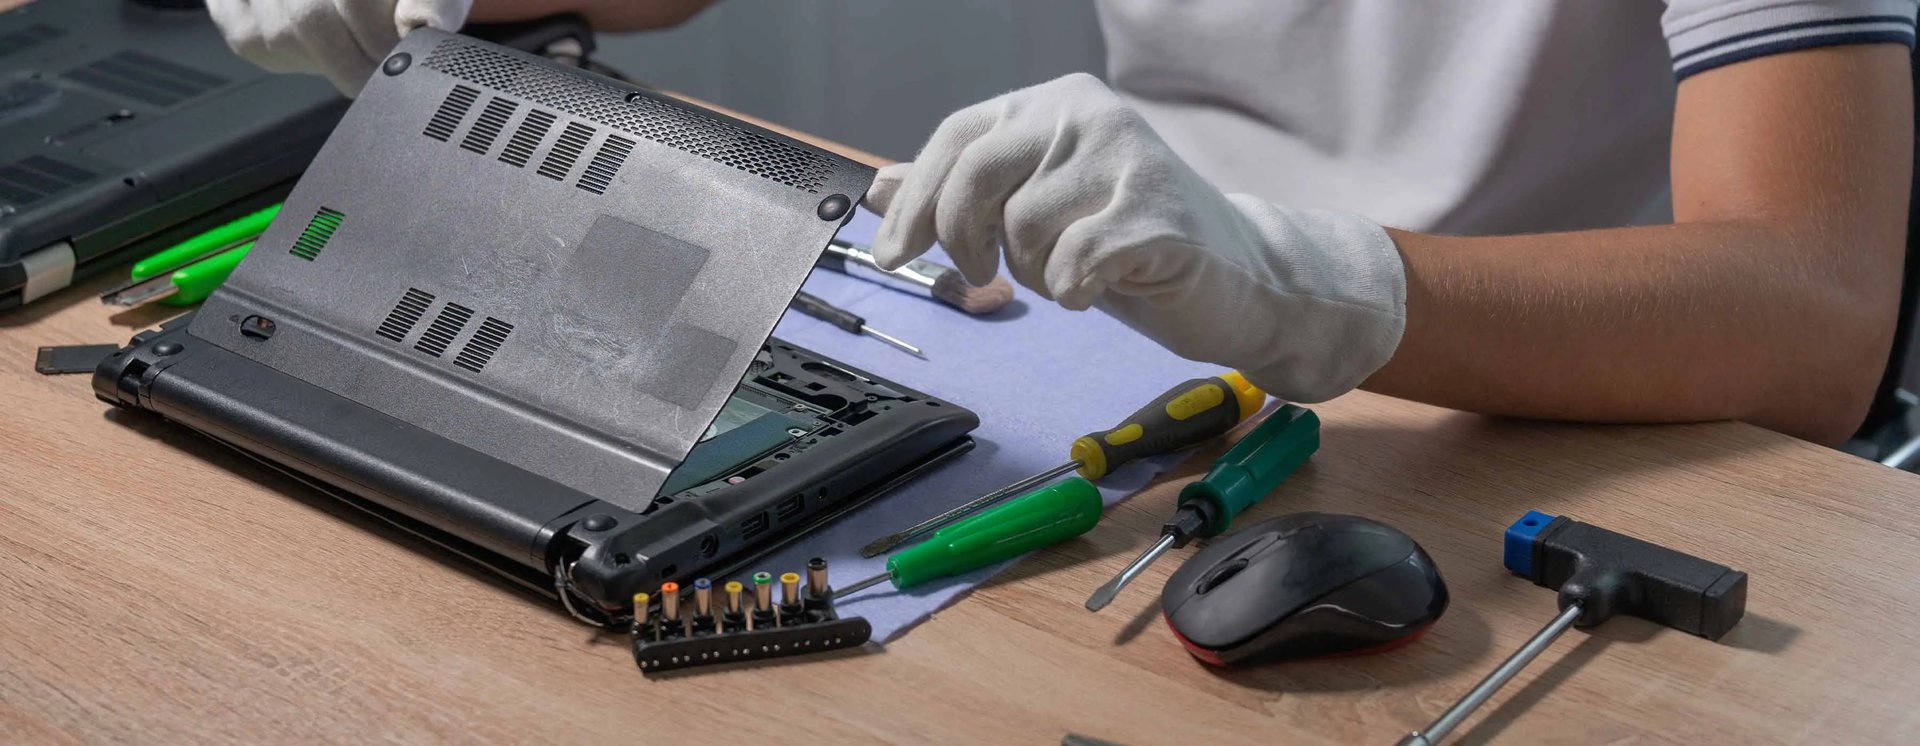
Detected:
[
  {"left": 0, "top": 0, "right": 593, "bottom": 310},
  {"left": 0, "top": 0, "right": 343, "bottom": 309}
]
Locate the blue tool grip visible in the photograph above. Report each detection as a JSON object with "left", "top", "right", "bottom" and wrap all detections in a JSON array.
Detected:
[{"left": 1503, "top": 510, "right": 1557, "bottom": 578}]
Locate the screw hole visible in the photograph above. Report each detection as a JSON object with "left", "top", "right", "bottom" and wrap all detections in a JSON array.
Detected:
[
  {"left": 1523, "top": 519, "right": 1539, "bottom": 527},
  {"left": 699, "top": 535, "right": 718, "bottom": 557}
]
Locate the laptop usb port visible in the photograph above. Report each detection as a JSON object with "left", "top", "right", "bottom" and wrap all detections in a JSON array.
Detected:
[
  {"left": 740, "top": 511, "right": 769, "bottom": 539},
  {"left": 775, "top": 493, "right": 804, "bottom": 521}
]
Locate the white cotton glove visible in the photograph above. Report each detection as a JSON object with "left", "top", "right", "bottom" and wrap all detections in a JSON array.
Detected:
[
  {"left": 207, "top": 0, "right": 472, "bottom": 97},
  {"left": 866, "top": 73, "right": 1407, "bottom": 403}
]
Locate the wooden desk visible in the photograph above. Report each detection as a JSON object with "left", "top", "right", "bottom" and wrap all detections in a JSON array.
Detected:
[{"left": 6, "top": 13, "right": 1920, "bottom": 746}]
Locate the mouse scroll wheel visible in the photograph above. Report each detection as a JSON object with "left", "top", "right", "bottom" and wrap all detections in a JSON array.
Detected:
[{"left": 1196, "top": 558, "right": 1250, "bottom": 594}]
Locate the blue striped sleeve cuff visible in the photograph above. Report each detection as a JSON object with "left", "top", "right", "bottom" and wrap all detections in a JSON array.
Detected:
[{"left": 1664, "top": 1, "right": 1918, "bottom": 81}]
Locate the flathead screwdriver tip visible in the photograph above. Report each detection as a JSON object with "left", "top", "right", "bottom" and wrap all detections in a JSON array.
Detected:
[
  {"left": 1085, "top": 534, "right": 1178, "bottom": 612},
  {"left": 859, "top": 534, "right": 902, "bottom": 558}
]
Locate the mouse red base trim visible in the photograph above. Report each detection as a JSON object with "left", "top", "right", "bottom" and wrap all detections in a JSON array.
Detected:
[
  {"left": 1164, "top": 613, "right": 1436, "bottom": 667},
  {"left": 1164, "top": 612, "right": 1229, "bottom": 666}
]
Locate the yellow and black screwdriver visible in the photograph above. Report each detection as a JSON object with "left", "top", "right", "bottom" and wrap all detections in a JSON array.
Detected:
[{"left": 859, "top": 372, "right": 1267, "bottom": 558}]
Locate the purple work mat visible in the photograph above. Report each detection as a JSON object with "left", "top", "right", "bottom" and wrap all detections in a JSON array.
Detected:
[{"left": 751, "top": 207, "right": 1222, "bottom": 642}]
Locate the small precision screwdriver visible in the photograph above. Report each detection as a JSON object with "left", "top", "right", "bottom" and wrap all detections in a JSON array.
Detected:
[
  {"left": 835, "top": 477, "right": 1104, "bottom": 598},
  {"left": 860, "top": 371, "right": 1266, "bottom": 558},
  {"left": 789, "top": 290, "right": 926, "bottom": 359},
  {"left": 1085, "top": 403, "right": 1319, "bottom": 612}
]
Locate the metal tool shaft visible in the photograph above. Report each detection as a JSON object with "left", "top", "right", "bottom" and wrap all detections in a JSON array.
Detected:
[
  {"left": 861, "top": 461, "right": 1082, "bottom": 557},
  {"left": 1398, "top": 603, "right": 1584, "bottom": 746},
  {"left": 861, "top": 326, "right": 927, "bottom": 359},
  {"left": 100, "top": 274, "right": 180, "bottom": 307},
  {"left": 832, "top": 572, "right": 891, "bottom": 598},
  {"left": 1085, "top": 533, "right": 1177, "bottom": 611}
]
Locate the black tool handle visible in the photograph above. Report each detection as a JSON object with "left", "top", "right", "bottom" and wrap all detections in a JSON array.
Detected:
[
  {"left": 1507, "top": 512, "right": 1747, "bottom": 640},
  {"left": 790, "top": 290, "right": 864, "bottom": 334}
]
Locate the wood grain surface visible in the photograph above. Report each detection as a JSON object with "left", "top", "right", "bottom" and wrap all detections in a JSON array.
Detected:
[{"left": 5, "top": 4, "right": 1920, "bottom": 743}]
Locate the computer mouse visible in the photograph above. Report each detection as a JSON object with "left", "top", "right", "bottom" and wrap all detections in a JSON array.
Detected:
[{"left": 1161, "top": 512, "right": 1448, "bottom": 666}]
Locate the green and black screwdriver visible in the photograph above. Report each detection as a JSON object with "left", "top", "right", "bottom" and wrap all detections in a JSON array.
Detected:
[
  {"left": 860, "top": 371, "right": 1268, "bottom": 558},
  {"left": 1085, "top": 404, "right": 1320, "bottom": 611}
]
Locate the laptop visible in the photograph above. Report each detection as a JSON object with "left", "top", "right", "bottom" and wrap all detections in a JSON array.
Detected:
[
  {"left": 92, "top": 29, "right": 979, "bottom": 622},
  {"left": 0, "top": 0, "right": 595, "bottom": 309}
]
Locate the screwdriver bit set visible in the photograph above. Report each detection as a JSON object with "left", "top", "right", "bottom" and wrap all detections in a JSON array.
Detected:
[{"left": 630, "top": 557, "right": 871, "bottom": 674}]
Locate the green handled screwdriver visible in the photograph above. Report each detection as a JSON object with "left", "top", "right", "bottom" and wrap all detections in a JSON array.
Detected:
[
  {"left": 1084, "top": 403, "right": 1320, "bottom": 612},
  {"left": 835, "top": 477, "right": 1104, "bottom": 598},
  {"left": 859, "top": 371, "right": 1267, "bottom": 558},
  {"left": 101, "top": 203, "right": 280, "bottom": 307}
]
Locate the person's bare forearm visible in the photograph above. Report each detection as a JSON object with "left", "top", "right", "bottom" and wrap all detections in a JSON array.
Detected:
[
  {"left": 470, "top": 0, "right": 717, "bottom": 31},
  {"left": 1365, "top": 221, "right": 1900, "bottom": 444},
  {"left": 1364, "top": 44, "right": 1911, "bottom": 446}
]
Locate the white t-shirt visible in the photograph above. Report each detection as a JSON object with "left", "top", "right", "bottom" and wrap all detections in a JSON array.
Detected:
[{"left": 1095, "top": 1, "right": 1918, "bottom": 236}]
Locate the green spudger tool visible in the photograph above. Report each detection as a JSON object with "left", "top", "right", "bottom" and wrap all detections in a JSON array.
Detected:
[
  {"left": 834, "top": 477, "right": 1105, "bottom": 597},
  {"left": 101, "top": 203, "right": 280, "bottom": 307}
]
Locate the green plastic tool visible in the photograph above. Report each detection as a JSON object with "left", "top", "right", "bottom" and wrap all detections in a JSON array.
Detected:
[
  {"left": 102, "top": 203, "right": 279, "bottom": 307},
  {"left": 1085, "top": 404, "right": 1320, "bottom": 611},
  {"left": 834, "top": 477, "right": 1105, "bottom": 597}
]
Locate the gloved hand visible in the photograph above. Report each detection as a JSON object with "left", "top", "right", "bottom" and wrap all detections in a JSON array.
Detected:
[
  {"left": 866, "top": 73, "right": 1407, "bottom": 403},
  {"left": 207, "top": 0, "right": 472, "bottom": 96}
]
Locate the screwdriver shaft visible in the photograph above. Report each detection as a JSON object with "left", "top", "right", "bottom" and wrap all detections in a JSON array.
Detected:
[
  {"left": 1085, "top": 533, "right": 1177, "bottom": 611},
  {"left": 861, "top": 461, "right": 1082, "bottom": 557},
  {"left": 861, "top": 325, "right": 927, "bottom": 359},
  {"left": 1398, "top": 603, "right": 1583, "bottom": 746},
  {"left": 100, "top": 274, "right": 180, "bottom": 307},
  {"left": 832, "top": 572, "right": 891, "bottom": 598}
]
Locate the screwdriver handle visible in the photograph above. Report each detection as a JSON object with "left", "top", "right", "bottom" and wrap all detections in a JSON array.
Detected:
[
  {"left": 886, "top": 477, "right": 1103, "bottom": 588},
  {"left": 162, "top": 243, "right": 253, "bottom": 306},
  {"left": 132, "top": 203, "right": 279, "bottom": 281},
  {"left": 790, "top": 290, "right": 865, "bottom": 335},
  {"left": 1177, "top": 404, "right": 1319, "bottom": 537},
  {"left": 1068, "top": 372, "right": 1266, "bottom": 481}
]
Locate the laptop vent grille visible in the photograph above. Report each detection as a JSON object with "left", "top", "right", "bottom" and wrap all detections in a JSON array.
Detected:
[
  {"left": 577, "top": 135, "right": 634, "bottom": 195},
  {"left": 63, "top": 51, "right": 226, "bottom": 106},
  {"left": 289, "top": 208, "right": 343, "bottom": 261},
  {"left": 423, "top": 85, "right": 479, "bottom": 141},
  {"left": 537, "top": 121, "right": 594, "bottom": 181},
  {"left": 460, "top": 96, "right": 518, "bottom": 155},
  {"left": 0, "top": 156, "right": 95, "bottom": 207},
  {"left": 453, "top": 317, "right": 514, "bottom": 372},
  {"left": 499, "top": 109, "right": 556, "bottom": 167},
  {"left": 421, "top": 38, "right": 837, "bottom": 193},
  {"left": 376, "top": 288, "right": 435, "bottom": 342},
  {"left": 0, "top": 23, "right": 63, "bottom": 60},
  {"left": 414, "top": 302, "right": 473, "bottom": 357}
]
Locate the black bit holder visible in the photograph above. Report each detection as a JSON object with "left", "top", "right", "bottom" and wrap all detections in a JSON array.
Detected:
[{"left": 631, "top": 559, "right": 871, "bottom": 674}]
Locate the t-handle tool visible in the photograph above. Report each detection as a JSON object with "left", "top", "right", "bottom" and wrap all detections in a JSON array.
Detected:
[
  {"left": 860, "top": 371, "right": 1266, "bottom": 558},
  {"left": 1397, "top": 511, "right": 1749, "bottom": 746},
  {"left": 1085, "top": 404, "right": 1319, "bottom": 611}
]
